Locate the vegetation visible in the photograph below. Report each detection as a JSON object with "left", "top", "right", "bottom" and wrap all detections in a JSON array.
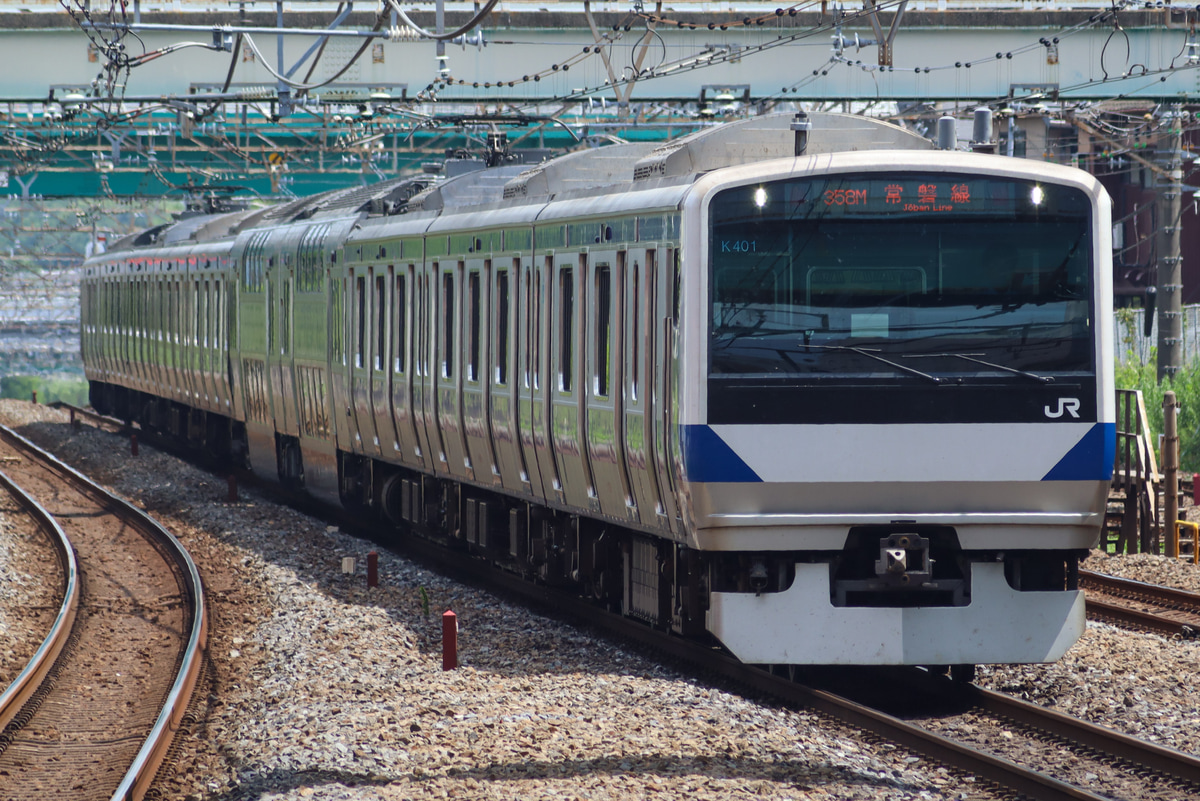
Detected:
[
  {"left": 0, "top": 375, "right": 89, "bottom": 407},
  {"left": 1115, "top": 349, "right": 1200, "bottom": 473}
]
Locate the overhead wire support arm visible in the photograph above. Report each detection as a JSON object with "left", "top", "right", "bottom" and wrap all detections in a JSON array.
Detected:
[
  {"left": 863, "top": 0, "right": 907, "bottom": 68},
  {"left": 582, "top": 0, "right": 663, "bottom": 110}
]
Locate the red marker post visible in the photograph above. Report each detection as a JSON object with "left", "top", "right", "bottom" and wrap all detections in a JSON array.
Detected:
[
  {"left": 367, "top": 551, "right": 379, "bottom": 588},
  {"left": 130, "top": 433, "right": 138, "bottom": 457},
  {"left": 442, "top": 610, "right": 458, "bottom": 671}
]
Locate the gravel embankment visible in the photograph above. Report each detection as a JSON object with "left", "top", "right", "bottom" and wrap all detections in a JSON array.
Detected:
[
  {"left": 0, "top": 459, "right": 62, "bottom": 686},
  {"left": 977, "top": 548, "right": 1200, "bottom": 756},
  {"left": 0, "top": 401, "right": 983, "bottom": 801}
]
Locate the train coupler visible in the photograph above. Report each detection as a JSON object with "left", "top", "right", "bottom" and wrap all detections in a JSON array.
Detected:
[{"left": 874, "top": 533, "right": 932, "bottom": 586}]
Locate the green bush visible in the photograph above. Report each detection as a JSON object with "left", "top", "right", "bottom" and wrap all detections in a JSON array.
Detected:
[
  {"left": 1115, "top": 349, "right": 1200, "bottom": 473},
  {"left": 0, "top": 376, "right": 89, "bottom": 407}
]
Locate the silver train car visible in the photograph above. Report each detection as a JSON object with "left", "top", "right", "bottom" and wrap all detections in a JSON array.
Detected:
[{"left": 80, "top": 113, "right": 1115, "bottom": 670}]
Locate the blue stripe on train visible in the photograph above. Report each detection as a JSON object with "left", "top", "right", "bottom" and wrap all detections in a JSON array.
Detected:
[
  {"left": 1041, "top": 422, "right": 1117, "bottom": 481},
  {"left": 682, "top": 422, "right": 1116, "bottom": 484},
  {"left": 680, "top": 424, "right": 762, "bottom": 483}
]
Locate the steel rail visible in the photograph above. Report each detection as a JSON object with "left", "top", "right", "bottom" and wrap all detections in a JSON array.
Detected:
[
  {"left": 1085, "top": 597, "right": 1197, "bottom": 636},
  {"left": 1081, "top": 568, "right": 1200, "bottom": 612},
  {"left": 0, "top": 467, "right": 80, "bottom": 735},
  {"left": 966, "top": 681, "right": 1200, "bottom": 789},
  {"left": 1081, "top": 569, "right": 1200, "bottom": 637},
  {"left": 0, "top": 425, "right": 209, "bottom": 801}
]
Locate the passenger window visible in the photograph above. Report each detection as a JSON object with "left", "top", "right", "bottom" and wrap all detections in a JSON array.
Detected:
[
  {"left": 468, "top": 270, "right": 481, "bottom": 383},
  {"left": 374, "top": 273, "right": 387, "bottom": 371},
  {"left": 441, "top": 268, "right": 455, "bottom": 379},
  {"left": 559, "top": 266, "right": 574, "bottom": 393},
  {"left": 631, "top": 262, "right": 640, "bottom": 402},
  {"left": 355, "top": 274, "right": 366, "bottom": 369},
  {"left": 496, "top": 267, "right": 510, "bottom": 386},
  {"left": 595, "top": 264, "right": 611, "bottom": 398},
  {"left": 395, "top": 272, "right": 407, "bottom": 374}
]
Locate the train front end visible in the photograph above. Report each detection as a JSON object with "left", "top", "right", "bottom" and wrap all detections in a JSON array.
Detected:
[{"left": 684, "top": 152, "right": 1113, "bottom": 667}]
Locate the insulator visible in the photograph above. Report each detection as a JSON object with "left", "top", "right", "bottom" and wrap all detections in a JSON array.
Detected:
[{"left": 388, "top": 25, "right": 421, "bottom": 42}]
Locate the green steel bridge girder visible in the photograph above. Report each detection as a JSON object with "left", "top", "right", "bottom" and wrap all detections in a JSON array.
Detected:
[{"left": 0, "top": 124, "right": 603, "bottom": 198}]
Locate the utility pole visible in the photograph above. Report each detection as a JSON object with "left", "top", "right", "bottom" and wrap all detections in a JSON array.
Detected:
[{"left": 1156, "top": 105, "right": 1185, "bottom": 383}]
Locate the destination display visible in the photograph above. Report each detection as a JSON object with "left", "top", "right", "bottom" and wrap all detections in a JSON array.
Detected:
[{"left": 718, "top": 173, "right": 1092, "bottom": 219}]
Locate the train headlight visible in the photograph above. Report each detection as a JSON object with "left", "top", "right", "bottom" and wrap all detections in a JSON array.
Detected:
[
  {"left": 1030, "top": 186, "right": 1044, "bottom": 206},
  {"left": 754, "top": 187, "right": 767, "bottom": 208}
]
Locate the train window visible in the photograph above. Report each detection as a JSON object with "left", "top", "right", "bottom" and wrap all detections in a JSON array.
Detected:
[
  {"left": 468, "top": 270, "right": 481, "bottom": 383},
  {"left": 669, "top": 248, "right": 680, "bottom": 323},
  {"left": 595, "top": 264, "right": 611, "bottom": 398},
  {"left": 638, "top": 215, "right": 663, "bottom": 243},
  {"left": 355, "top": 275, "right": 366, "bottom": 369},
  {"left": 523, "top": 270, "right": 533, "bottom": 388},
  {"left": 395, "top": 272, "right": 407, "bottom": 374},
  {"left": 331, "top": 278, "right": 345, "bottom": 366},
  {"left": 200, "top": 280, "right": 210, "bottom": 370},
  {"left": 442, "top": 268, "right": 455, "bottom": 379},
  {"left": 559, "top": 266, "right": 574, "bottom": 393},
  {"left": 534, "top": 264, "right": 545, "bottom": 390},
  {"left": 496, "top": 267, "right": 510, "bottom": 386},
  {"left": 374, "top": 274, "right": 386, "bottom": 371},
  {"left": 631, "top": 262, "right": 640, "bottom": 401},
  {"left": 194, "top": 280, "right": 202, "bottom": 350},
  {"left": 416, "top": 274, "right": 425, "bottom": 376},
  {"left": 215, "top": 280, "right": 223, "bottom": 352},
  {"left": 284, "top": 276, "right": 294, "bottom": 355}
]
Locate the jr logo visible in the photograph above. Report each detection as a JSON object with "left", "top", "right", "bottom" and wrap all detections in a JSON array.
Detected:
[{"left": 1044, "top": 398, "right": 1081, "bottom": 419}]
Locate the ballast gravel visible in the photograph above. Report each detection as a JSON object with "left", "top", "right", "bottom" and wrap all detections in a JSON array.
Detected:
[{"left": 1, "top": 399, "right": 1198, "bottom": 799}]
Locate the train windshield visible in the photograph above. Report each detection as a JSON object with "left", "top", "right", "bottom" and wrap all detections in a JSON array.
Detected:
[{"left": 708, "top": 173, "right": 1094, "bottom": 383}]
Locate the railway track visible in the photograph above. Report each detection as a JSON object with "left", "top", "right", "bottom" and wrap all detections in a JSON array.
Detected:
[
  {"left": 835, "top": 666, "right": 1200, "bottom": 801},
  {"left": 0, "top": 424, "right": 207, "bottom": 801},
  {"left": 50, "top": 402, "right": 1200, "bottom": 800},
  {"left": 477, "top": 565, "right": 1200, "bottom": 801},
  {"left": 1082, "top": 569, "right": 1200, "bottom": 637}
]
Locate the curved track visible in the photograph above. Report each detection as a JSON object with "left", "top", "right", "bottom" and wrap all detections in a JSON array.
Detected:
[
  {"left": 1082, "top": 569, "right": 1200, "bottom": 637},
  {"left": 0, "top": 424, "right": 207, "bottom": 801}
]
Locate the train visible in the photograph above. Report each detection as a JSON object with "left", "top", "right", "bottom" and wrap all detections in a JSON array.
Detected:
[{"left": 80, "top": 112, "right": 1115, "bottom": 674}]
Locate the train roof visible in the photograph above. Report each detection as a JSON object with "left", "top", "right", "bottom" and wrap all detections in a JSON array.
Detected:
[{"left": 94, "top": 113, "right": 938, "bottom": 255}]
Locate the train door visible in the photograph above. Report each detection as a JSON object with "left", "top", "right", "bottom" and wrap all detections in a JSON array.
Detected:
[
  {"left": 150, "top": 273, "right": 160, "bottom": 393},
  {"left": 348, "top": 267, "right": 382, "bottom": 456},
  {"left": 201, "top": 273, "right": 215, "bottom": 406},
  {"left": 516, "top": 258, "right": 546, "bottom": 499},
  {"left": 214, "top": 275, "right": 230, "bottom": 410},
  {"left": 434, "top": 261, "right": 471, "bottom": 480},
  {"left": 185, "top": 269, "right": 199, "bottom": 404},
  {"left": 550, "top": 254, "right": 596, "bottom": 511},
  {"left": 370, "top": 266, "right": 395, "bottom": 459},
  {"left": 587, "top": 252, "right": 637, "bottom": 522},
  {"left": 651, "top": 246, "right": 681, "bottom": 532},
  {"left": 463, "top": 261, "right": 500, "bottom": 486},
  {"left": 624, "top": 250, "right": 666, "bottom": 528},
  {"left": 526, "top": 257, "right": 561, "bottom": 503},
  {"left": 389, "top": 264, "right": 425, "bottom": 470},
  {"left": 266, "top": 257, "right": 300, "bottom": 437},
  {"left": 209, "top": 272, "right": 221, "bottom": 408},
  {"left": 327, "top": 270, "right": 351, "bottom": 451},
  {"left": 490, "top": 258, "right": 529, "bottom": 494},
  {"left": 414, "top": 262, "right": 446, "bottom": 473}
]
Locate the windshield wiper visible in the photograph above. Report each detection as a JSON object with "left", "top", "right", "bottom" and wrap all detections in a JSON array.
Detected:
[
  {"left": 800, "top": 344, "right": 944, "bottom": 385},
  {"left": 904, "top": 353, "right": 1054, "bottom": 384}
]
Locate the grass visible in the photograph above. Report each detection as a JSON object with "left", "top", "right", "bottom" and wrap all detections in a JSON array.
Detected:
[{"left": 0, "top": 375, "right": 89, "bottom": 407}]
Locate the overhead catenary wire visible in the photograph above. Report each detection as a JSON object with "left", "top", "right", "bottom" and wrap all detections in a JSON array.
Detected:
[{"left": 383, "top": 0, "right": 501, "bottom": 42}]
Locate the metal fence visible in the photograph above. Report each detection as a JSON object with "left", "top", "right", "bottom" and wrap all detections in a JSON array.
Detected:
[{"left": 1114, "top": 306, "right": 1200, "bottom": 367}]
